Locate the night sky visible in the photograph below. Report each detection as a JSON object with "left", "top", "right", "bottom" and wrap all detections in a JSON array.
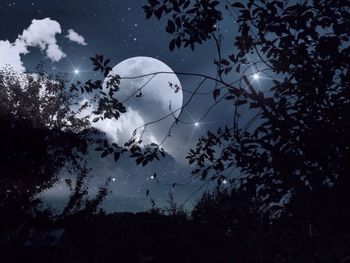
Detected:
[{"left": 0, "top": 0, "right": 242, "bottom": 212}]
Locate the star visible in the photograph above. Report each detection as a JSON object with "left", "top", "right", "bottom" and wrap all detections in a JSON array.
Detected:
[
  {"left": 253, "top": 73, "right": 259, "bottom": 80},
  {"left": 195, "top": 122, "right": 199, "bottom": 127}
]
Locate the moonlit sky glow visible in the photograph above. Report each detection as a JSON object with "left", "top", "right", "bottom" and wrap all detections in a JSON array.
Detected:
[
  {"left": 95, "top": 56, "right": 183, "bottom": 158},
  {"left": 0, "top": 0, "right": 259, "bottom": 212}
]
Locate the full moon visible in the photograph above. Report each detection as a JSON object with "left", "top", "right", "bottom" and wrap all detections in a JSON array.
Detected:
[{"left": 95, "top": 57, "right": 183, "bottom": 149}]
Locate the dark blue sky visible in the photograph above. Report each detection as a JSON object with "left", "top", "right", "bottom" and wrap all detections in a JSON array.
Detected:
[
  {"left": 0, "top": 0, "right": 215, "bottom": 74},
  {"left": 0, "top": 0, "right": 244, "bottom": 212}
]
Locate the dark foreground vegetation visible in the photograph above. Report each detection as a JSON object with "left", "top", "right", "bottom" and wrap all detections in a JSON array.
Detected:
[
  {"left": 1, "top": 0, "right": 350, "bottom": 262},
  {"left": 1, "top": 187, "right": 350, "bottom": 262}
]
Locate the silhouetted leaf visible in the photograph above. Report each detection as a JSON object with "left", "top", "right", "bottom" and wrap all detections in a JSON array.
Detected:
[
  {"left": 232, "top": 2, "right": 245, "bottom": 8},
  {"left": 213, "top": 89, "right": 220, "bottom": 101}
]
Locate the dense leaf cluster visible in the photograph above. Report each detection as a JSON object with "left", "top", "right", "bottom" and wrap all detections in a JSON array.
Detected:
[
  {"left": 144, "top": 0, "right": 350, "bottom": 214},
  {"left": 144, "top": 0, "right": 221, "bottom": 50},
  {"left": 0, "top": 68, "right": 92, "bottom": 227},
  {"left": 0, "top": 55, "right": 137, "bottom": 225}
]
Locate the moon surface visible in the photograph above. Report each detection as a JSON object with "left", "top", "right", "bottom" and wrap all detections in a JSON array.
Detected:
[{"left": 96, "top": 56, "right": 183, "bottom": 149}]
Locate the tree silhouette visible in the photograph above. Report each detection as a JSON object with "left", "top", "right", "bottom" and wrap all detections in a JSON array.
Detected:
[
  {"left": 143, "top": 0, "right": 350, "bottom": 216},
  {"left": 2, "top": 1, "right": 350, "bottom": 260},
  {"left": 0, "top": 58, "right": 128, "bottom": 228},
  {"left": 0, "top": 68, "right": 81, "bottom": 227}
]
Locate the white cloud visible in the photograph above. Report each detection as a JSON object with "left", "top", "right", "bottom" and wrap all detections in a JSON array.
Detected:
[
  {"left": 75, "top": 98, "right": 159, "bottom": 147},
  {"left": 92, "top": 106, "right": 160, "bottom": 146},
  {"left": 66, "top": 29, "right": 87, "bottom": 46},
  {"left": 18, "top": 18, "right": 66, "bottom": 62},
  {"left": 0, "top": 18, "right": 87, "bottom": 72},
  {"left": 0, "top": 39, "right": 28, "bottom": 71}
]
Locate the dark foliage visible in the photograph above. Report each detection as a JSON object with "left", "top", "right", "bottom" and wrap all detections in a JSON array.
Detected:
[
  {"left": 0, "top": 68, "right": 89, "bottom": 229},
  {"left": 145, "top": 0, "right": 350, "bottom": 212},
  {"left": 0, "top": 57, "right": 130, "bottom": 229},
  {"left": 2, "top": 0, "right": 350, "bottom": 262},
  {"left": 141, "top": 0, "right": 350, "bottom": 261},
  {"left": 5, "top": 188, "right": 350, "bottom": 263}
]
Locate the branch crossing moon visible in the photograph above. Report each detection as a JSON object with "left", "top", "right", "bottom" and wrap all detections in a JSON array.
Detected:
[{"left": 97, "top": 56, "right": 183, "bottom": 149}]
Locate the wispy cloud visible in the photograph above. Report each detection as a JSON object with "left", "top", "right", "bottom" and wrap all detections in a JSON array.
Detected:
[{"left": 66, "top": 29, "right": 87, "bottom": 46}]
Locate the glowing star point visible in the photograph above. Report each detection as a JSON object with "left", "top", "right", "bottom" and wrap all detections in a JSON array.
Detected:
[
  {"left": 253, "top": 73, "right": 259, "bottom": 80},
  {"left": 195, "top": 122, "right": 199, "bottom": 127},
  {"left": 74, "top": 69, "right": 79, "bottom": 74}
]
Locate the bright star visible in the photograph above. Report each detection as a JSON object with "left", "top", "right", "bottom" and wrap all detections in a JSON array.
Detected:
[
  {"left": 74, "top": 69, "right": 79, "bottom": 74},
  {"left": 112, "top": 178, "right": 116, "bottom": 182},
  {"left": 253, "top": 73, "right": 259, "bottom": 80},
  {"left": 195, "top": 122, "right": 199, "bottom": 127}
]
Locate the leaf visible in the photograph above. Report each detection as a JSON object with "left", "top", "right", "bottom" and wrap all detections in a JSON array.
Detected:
[
  {"left": 154, "top": 7, "right": 163, "bottom": 19},
  {"left": 142, "top": 159, "right": 149, "bottom": 166},
  {"left": 186, "top": 8, "right": 196, "bottom": 14},
  {"left": 169, "top": 39, "right": 176, "bottom": 51},
  {"left": 136, "top": 157, "right": 143, "bottom": 165},
  {"left": 211, "top": 1, "right": 220, "bottom": 7},
  {"left": 166, "top": 20, "right": 176, "bottom": 33},
  {"left": 224, "top": 67, "right": 232, "bottom": 75},
  {"left": 114, "top": 152, "right": 120, "bottom": 162},
  {"left": 92, "top": 117, "right": 100, "bottom": 123},
  {"left": 235, "top": 99, "right": 247, "bottom": 106},
  {"left": 146, "top": 11, "right": 152, "bottom": 19},
  {"left": 101, "top": 151, "right": 109, "bottom": 158},
  {"left": 183, "top": 0, "right": 190, "bottom": 9},
  {"left": 221, "top": 59, "right": 230, "bottom": 66},
  {"left": 95, "top": 147, "right": 104, "bottom": 151},
  {"left": 236, "top": 63, "right": 241, "bottom": 73},
  {"left": 175, "top": 16, "right": 181, "bottom": 27},
  {"left": 130, "top": 153, "right": 143, "bottom": 159},
  {"left": 213, "top": 89, "right": 220, "bottom": 101},
  {"left": 276, "top": 1, "right": 283, "bottom": 9},
  {"left": 232, "top": 2, "right": 245, "bottom": 8},
  {"left": 104, "top": 59, "right": 110, "bottom": 66},
  {"left": 176, "top": 36, "right": 181, "bottom": 48}
]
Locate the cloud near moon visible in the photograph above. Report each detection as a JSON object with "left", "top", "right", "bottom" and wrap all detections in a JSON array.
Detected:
[
  {"left": 95, "top": 57, "right": 183, "bottom": 156},
  {"left": 93, "top": 106, "right": 146, "bottom": 144}
]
